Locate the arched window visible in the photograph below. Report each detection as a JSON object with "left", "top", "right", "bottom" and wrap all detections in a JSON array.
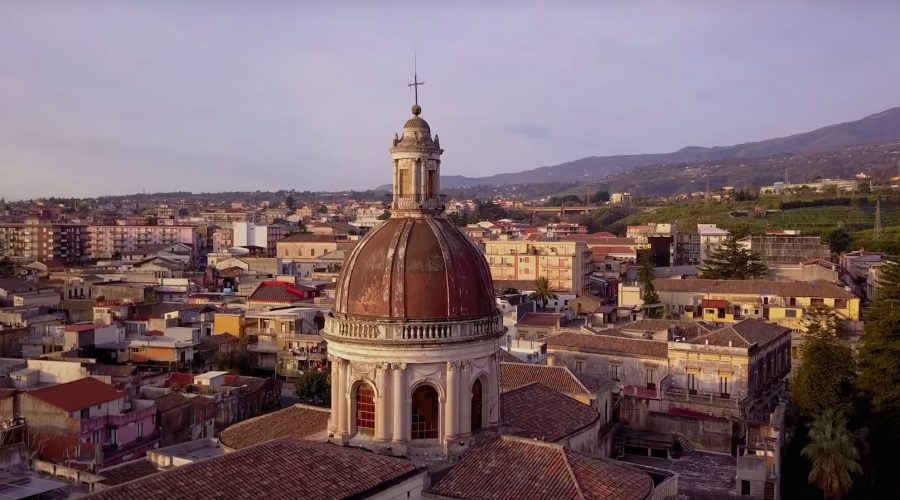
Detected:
[
  {"left": 355, "top": 384, "right": 375, "bottom": 435},
  {"left": 411, "top": 385, "right": 439, "bottom": 440},
  {"left": 471, "top": 379, "right": 483, "bottom": 431}
]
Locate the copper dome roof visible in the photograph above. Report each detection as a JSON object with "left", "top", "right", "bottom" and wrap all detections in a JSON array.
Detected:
[{"left": 335, "top": 217, "right": 496, "bottom": 320}]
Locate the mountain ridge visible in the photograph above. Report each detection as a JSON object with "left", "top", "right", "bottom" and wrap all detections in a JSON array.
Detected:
[{"left": 424, "top": 106, "right": 900, "bottom": 189}]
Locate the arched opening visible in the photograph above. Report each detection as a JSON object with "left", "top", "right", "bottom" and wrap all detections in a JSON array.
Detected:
[
  {"left": 355, "top": 383, "right": 375, "bottom": 436},
  {"left": 411, "top": 385, "right": 439, "bottom": 440},
  {"left": 471, "top": 379, "right": 483, "bottom": 431}
]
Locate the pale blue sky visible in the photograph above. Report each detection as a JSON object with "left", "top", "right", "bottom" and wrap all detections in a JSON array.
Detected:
[{"left": 2, "top": 1, "right": 900, "bottom": 199}]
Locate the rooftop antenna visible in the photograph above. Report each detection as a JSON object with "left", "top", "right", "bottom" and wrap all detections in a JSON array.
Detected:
[{"left": 408, "top": 53, "right": 425, "bottom": 108}]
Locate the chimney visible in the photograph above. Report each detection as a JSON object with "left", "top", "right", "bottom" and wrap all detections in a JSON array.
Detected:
[{"left": 728, "top": 340, "right": 732, "bottom": 347}]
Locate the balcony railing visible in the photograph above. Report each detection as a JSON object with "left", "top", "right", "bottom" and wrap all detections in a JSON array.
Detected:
[
  {"left": 665, "top": 387, "right": 747, "bottom": 410},
  {"left": 622, "top": 374, "right": 669, "bottom": 400},
  {"left": 392, "top": 195, "right": 447, "bottom": 212},
  {"left": 80, "top": 406, "right": 156, "bottom": 433},
  {"left": 325, "top": 314, "right": 504, "bottom": 342}
]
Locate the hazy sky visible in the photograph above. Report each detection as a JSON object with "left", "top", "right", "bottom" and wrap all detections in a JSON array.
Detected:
[{"left": 2, "top": 1, "right": 900, "bottom": 200}]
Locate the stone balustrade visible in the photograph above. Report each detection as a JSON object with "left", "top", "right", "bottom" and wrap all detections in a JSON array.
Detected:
[{"left": 325, "top": 314, "right": 503, "bottom": 342}]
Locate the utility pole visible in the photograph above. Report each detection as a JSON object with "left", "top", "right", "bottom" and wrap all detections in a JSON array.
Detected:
[{"left": 874, "top": 198, "right": 882, "bottom": 240}]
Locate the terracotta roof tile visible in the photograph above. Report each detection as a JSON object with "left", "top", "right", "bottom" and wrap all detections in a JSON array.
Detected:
[
  {"left": 547, "top": 331, "right": 668, "bottom": 359},
  {"left": 689, "top": 319, "right": 791, "bottom": 349},
  {"left": 501, "top": 384, "right": 599, "bottom": 441},
  {"left": 619, "top": 319, "right": 710, "bottom": 339},
  {"left": 98, "top": 459, "right": 161, "bottom": 487},
  {"left": 428, "top": 435, "right": 653, "bottom": 500},
  {"left": 27, "top": 377, "right": 123, "bottom": 412},
  {"left": 516, "top": 312, "right": 564, "bottom": 327},
  {"left": 500, "top": 363, "right": 609, "bottom": 398},
  {"left": 219, "top": 404, "right": 330, "bottom": 450},
  {"left": 653, "top": 278, "right": 856, "bottom": 299},
  {"left": 86, "top": 438, "right": 422, "bottom": 500}
]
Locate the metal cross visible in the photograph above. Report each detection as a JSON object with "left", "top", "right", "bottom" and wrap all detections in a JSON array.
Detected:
[{"left": 408, "top": 57, "right": 424, "bottom": 105}]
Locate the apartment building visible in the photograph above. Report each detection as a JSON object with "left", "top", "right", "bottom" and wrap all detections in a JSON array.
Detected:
[
  {"left": 87, "top": 225, "right": 199, "bottom": 260},
  {"left": 652, "top": 279, "right": 860, "bottom": 332},
  {"left": 0, "top": 223, "right": 88, "bottom": 263},
  {"left": 698, "top": 224, "right": 730, "bottom": 265},
  {"left": 244, "top": 307, "right": 327, "bottom": 379},
  {"left": 738, "top": 230, "right": 830, "bottom": 265},
  {"left": 562, "top": 234, "right": 637, "bottom": 276},
  {"left": 483, "top": 240, "right": 592, "bottom": 295}
]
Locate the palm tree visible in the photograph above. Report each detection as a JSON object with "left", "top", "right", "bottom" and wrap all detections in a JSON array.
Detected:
[
  {"left": 801, "top": 410, "right": 862, "bottom": 500},
  {"left": 528, "top": 276, "right": 558, "bottom": 311}
]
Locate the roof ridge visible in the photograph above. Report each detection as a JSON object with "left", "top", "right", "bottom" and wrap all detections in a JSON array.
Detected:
[{"left": 560, "top": 448, "right": 587, "bottom": 500}]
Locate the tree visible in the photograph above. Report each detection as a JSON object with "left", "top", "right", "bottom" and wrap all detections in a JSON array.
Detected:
[
  {"left": 285, "top": 194, "right": 295, "bottom": 211},
  {"left": 857, "top": 257, "right": 900, "bottom": 420},
  {"left": 213, "top": 350, "right": 254, "bottom": 375},
  {"left": 0, "top": 257, "right": 13, "bottom": 277},
  {"left": 296, "top": 220, "right": 310, "bottom": 234},
  {"left": 801, "top": 410, "right": 862, "bottom": 500},
  {"left": 528, "top": 277, "right": 558, "bottom": 311},
  {"left": 295, "top": 370, "right": 330, "bottom": 407},
  {"left": 699, "top": 238, "right": 768, "bottom": 280},
  {"left": 638, "top": 251, "right": 662, "bottom": 318},
  {"left": 499, "top": 287, "right": 520, "bottom": 296},
  {"left": 377, "top": 210, "right": 391, "bottom": 220},
  {"left": 825, "top": 228, "right": 852, "bottom": 254},
  {"left": 791, "top": 310, "right": 856, "bottom": 417}
]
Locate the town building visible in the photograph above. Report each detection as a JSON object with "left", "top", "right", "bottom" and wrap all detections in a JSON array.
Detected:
[
  {"left": 483, "top": 239, "right": 592, "bottom": 295},
  {"left": 86, "top": 225, "right": 198, "bottom": 260},
  {"left": 651, "top": 278, "right": 860, "bottom": 332},
  {"left": 738, "top": 230, "right": 831, "bottom": 265},
  {"left": 0, "top": 222, "right": 88, "bottom": 264},
  {"left": 697, "top": 224, "right": 730, "bottom": 266}
]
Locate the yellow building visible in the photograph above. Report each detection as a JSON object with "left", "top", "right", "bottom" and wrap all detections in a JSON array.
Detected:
[
  {"left": 213, "top": 312, "right": 252, "bottom": 347},
  {"left": 483, "top": 240, "right": 592, "bottom": 295},
  {"left": 276, "top": 234, "right": 357, "bottom": 260},
  {"left": 652, "top": 279, "right": 860, "bottom": 333}
]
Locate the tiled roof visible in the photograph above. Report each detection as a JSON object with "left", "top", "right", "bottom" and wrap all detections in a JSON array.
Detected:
[
  {"left": 497, "top": 349, "right": 524, "bottom": 363},
  {"left": 619, "top": 319, "right": 710, "bottom": 338},
  {"left": 28, "top": 377, "right": 123, "bottom": 411},
  {"left": 517, "top": 312, "right": 564, "bottom": 327},
  {"left": 279, "top": 234, "right": 341, "bottom": 243},
  {"left": 428, "top": 435, "right": 653, "bottom": 500},
  {"left": 248, "top": 281, "right": 309, "bottom": 304},
  {"left": 700, "top": 299, "right": 729, "bottom": 309},
  {"left": 86, "top": 438, "right": 422, "bottom": 500},
  {"left": 502, "top": 383, "right": 599, "bottom": 441},
  {"left": 500, "top": 363, "right": 608, "bottom": 398},
  {"left": 65, "top": 322, "right": 98, "bottom": 332},
  {"left": 547, "top": 331, "right": 668, "bottom": 359},
  {"left": 219, "top": 404, "right": 331, "bottom": 450},
  {"left": 152, "top": 391, "right": 192, "bottom": 413},
  {"left": 652, "top": 278, "right": 856, "bottom": 299},
  {"left": 690, "top": 319, "right": 790, "bottom": 349},
  {"left": 98, "top": 459, "right": 160, "bottom": 487}
]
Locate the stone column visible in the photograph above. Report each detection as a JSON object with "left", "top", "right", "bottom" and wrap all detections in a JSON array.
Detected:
[
  {"left": 391, "top": 363, "right": 407, "bottom": 444},
  {"left": 375, "top": 363, "right": 391, "bottom": 442},
  {"left": 445, "top": 361, "right": 460, "bottom": 440},
  {"left": 458, "top": 361, "right": 472, "bottom": 436},
  {"left": 328, "top": 355, "right": 339, "bottom": 433},
  {"left": 337, "top": 359, "right": 349, "bottom": 436}
]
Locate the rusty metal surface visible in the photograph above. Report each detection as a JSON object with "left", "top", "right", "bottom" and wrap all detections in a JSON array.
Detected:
[{"left": 334, "top": 216, "right": 496, "bottom": 320}]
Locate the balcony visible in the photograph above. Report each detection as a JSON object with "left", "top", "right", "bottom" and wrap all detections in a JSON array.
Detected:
[
  {"left": 622, "top": 375, "right": 669, "bottom": 400},
  {"left": 80, "top": 405, "right": 156, "bottom": 433},
  {"left": 325, "top": 314, "right": 504, "bottom": 342},
  {"left": 665, "top": 387, "right": 747, "bottom": 411}
]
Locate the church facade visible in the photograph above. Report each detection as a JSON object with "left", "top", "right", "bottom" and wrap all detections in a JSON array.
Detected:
[{"left": 322, "top": 101, "right": 504, "bottom": 460}]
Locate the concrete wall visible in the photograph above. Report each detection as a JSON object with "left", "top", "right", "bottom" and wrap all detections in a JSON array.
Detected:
[{"left": 646, "top": 411, "right": 732, "bottom": 453}]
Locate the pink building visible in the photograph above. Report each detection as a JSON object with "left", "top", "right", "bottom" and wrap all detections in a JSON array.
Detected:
[
  {"left": 87, "top": 225, "right": 199, "bottom": 259},
  {"left": 20, "top": 377, "right": 158, "bottom": 467}
]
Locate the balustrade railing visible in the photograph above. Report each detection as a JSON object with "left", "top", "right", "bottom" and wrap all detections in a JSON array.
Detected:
[{"left": 325, "top": 314, "right": 503, "bottom": 342}]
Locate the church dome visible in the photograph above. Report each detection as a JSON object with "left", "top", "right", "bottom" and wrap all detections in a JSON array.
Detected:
[
  {"left": 403, "top": 116, "right": 430, "bottom": 132},
  {"left": 334, "top": 217, "right": 496, "bottom": 320}
]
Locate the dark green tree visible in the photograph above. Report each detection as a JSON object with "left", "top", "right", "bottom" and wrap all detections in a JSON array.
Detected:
[
  {"left": 638, "top": 251, "right": 662, "bottom": 318},
  {"left": 801, "top": 410, "right": 862, "bottom": 500},
  {"left": 699, "top": 238, "right": 768, "bottom": 279},
  {"left": 499, "top": 287, "right": 520, "bottom": 295},
  {"left": 0, "top": 257, "right": 14, "bottom": 277},
  {"left": 296, "top": 220, "right": 310, "bottom": 234},
  {"left": 825, "top": 228, "right": 852, "bottom": 254},
  {"left": 377, "top": 210, "right": 391, "bottom": 220},
  {"left": 857, "top": 258, "right": 900, "bottom": 420},
  {"left": 791, "top": 310, "right": 856, "bottom": 417},
  {"left": 528, "top": 276, "right": 558, "bottom": 311},
  {"left": 295, "top": 370, "right": 331, "bottom": 407},
  {"left": 286, "top": 194, "right": 295, "bottom": 211}
]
